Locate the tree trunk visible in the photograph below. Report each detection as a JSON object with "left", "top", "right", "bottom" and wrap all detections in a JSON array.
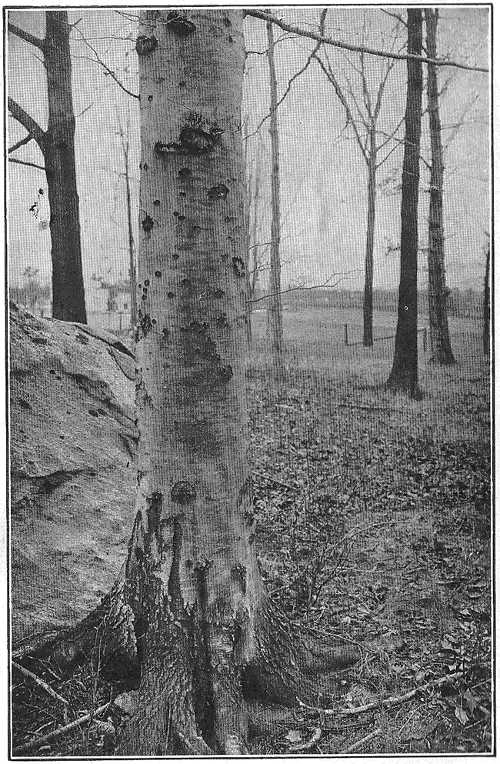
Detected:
[
  {"left": 363, "top": 134, "right": 377, "bottom": 347},
  {"left": 58, "top": 11, "right": 356, "bottom": 755},
  {"left": 483, "top": 242, "right": 490, "bottom": 356},
  {"left": 387, "top": 9, "right": 423, "bottom": 398},
  {"left": 43, "top": 11, "right": 86, "bottom": 323},
  {"left": 266, "top": 20, "right": 283, "bottom": 374},
  {"left": 124, "top": 143, "right": 137, "bottom": 332},
  {"left": 246, "top": 156, "right": 263, "bottom": 346},
  {"left": 425, "top": 9, "right": 455, "bottom": 365}
]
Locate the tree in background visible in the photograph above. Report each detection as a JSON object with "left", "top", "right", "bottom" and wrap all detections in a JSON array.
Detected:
[
  {"left": 8, "top": 11, "right": 87, "bottom": 323},
  {"left": 387, "top": 9, "right": 423, "bottom": 398},
  {"left": 10, "top": 267, "right": 50, "bottom": 314},
  {"left": 315, "top": 11, "right": 405, "bottom": 347},
  {"left": 266, "top": 19, "right": 284, "bottom": 374},
  {"left": 483, "top": 238, "right": 490, "bottom": 357},
  {"left": 425, "top": 9, "right": 456, "bottom": 365},
  {"left": 116, "top": 111, "right": 137, "bottom": 332}
]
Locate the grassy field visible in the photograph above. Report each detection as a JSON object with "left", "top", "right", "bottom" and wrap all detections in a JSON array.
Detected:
[{"left": 246, "top": 306, "right": 491, "bottom": 754}]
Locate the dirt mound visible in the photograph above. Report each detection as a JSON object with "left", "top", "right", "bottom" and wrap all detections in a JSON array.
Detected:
[{"left": 10, "top": 303, "right": 137, "bottom": 645}]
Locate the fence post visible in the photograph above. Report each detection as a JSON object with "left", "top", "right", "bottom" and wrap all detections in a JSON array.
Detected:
[
  {"left": 119, "top": 312, "right": 123, "bottom": 333},
  {"left": 422, "top": 327, "right": 427, "bottom": 352},
  {"left": 344, "top": 323, "right": 348, "bottom": 346}
]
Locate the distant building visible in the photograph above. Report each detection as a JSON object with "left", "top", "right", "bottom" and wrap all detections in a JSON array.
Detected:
[{"left": 87, "top": 277, "right": 132, "bottom": 314}]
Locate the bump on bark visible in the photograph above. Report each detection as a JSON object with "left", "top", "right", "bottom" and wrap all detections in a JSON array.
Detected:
[
  {"left": 142, "top": 214, "right": 154, "bottom": 236},
  {"left": 171, "top": 480, "right": 197, "bottom": 505},
  {"left": 135, "top": 35, "right": 158, "bottom": 55},
  {"left": 166, "top": 11, "right": 196, "bottom": 35},
  {"left": 208, "top": 184, "right": 229, "bottom": 200},
  {"left": 232, "top": 257, "right": 245, "bottom": 277}
]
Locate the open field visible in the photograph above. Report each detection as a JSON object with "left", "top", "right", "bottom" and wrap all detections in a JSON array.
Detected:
[{"left": 11, "top": 306, "right": 491, "bottom": 755}]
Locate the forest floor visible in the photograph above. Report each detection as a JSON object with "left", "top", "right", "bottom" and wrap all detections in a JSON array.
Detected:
[{"left": 11, "top": 310, "right": 491, "bottom": 756}]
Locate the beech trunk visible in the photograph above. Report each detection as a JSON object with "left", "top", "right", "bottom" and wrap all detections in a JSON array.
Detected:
[
  {"left": 266, "top": 20, "right": 284, "bottom": 372},
  {"left": 387, "top": 9, "right": 423, "bottom": 398},
  {"left": 43, "top": 11, "right": 86, "bottom": 323},
  {"left": 52, "top": 11, "right": 356, "bottom": 755},
  {"left": 425, "top": 9, "right": 455, "bottom": 365}
]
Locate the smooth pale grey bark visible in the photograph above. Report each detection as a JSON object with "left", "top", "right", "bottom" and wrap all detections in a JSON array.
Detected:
[
  {"left": 425, "top": 8, "right": 456, "bottom": 365},
  {"left": 266, "top": 20, "right": 284, "bottom": 372}
]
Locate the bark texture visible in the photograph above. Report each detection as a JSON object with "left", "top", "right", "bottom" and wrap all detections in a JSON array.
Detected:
[
  {"left": 425, "top": 9, "right": 455, "bottom": 365},
  {"left": 59, "top": 11, "right": 356, "bottom": 754},
  {"left": 266, "top": 20, "right": 284, "bottom": 372},
  {"left": 387, "top": 9, "right": 423, "bottom": 398},
  {"left": 44, "top": 12, "right": 87, "bottom": 323}
]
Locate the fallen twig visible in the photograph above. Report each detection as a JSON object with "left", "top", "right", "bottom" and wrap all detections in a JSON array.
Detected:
[
  {"left": 12, "top": 661, "right": 69, "bottom": 712},
  {"left": 298, "top": 670, "right": 467, "bottom": 716},
  {"left": 337, "top": 403, "right": 399, "bottom": 412},
  {"left": 289, "top": 726, "right": 322, "bottom": 752},
  {"left": 339, "top": 727, "right": 382, "bottom": 753},
  {"left": 253, "top": 471, "right": 296, "bottom": 491},
  {"left": 12, "top": 702, "right": 110, "bottom": 755}
]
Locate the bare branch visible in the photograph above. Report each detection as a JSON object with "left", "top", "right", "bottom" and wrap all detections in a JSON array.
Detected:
[
  {"left": 8, "top": 22, "right": 45, "bottom": 51},
  {"left": 8, "top": 133, "right": 33, "bottom": 154},
  {"left": 73, "top": 26, "right": 139, "bottom": 100},
  {"left": 244, "top": 10, "right": 489, "bottom": 72},
  {"left": 8, "top": 157, "right": 46, "bottom": 172},
  {"left": 247, "top": 271, "right": 361, "bottom": 304},
  {"left": 245, "top": 18, "right": 325, "bottom": 140},
  {"left": 8, "top": 97, "right": 46, "bottom": 148},
  {"left": 314, "top": 53, "right": 369, "bottom": 162},
  {"left": 381, "top": 10, "right": 407, "bottom": 28}
]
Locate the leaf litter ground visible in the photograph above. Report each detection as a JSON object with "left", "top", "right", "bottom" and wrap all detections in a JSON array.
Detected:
[{"left": 11, "top": 314, "right": 491, "bottom": 756}]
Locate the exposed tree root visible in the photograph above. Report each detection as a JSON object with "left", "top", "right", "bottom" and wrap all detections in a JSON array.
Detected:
[{"left": 19, "top": 584, "right": 359, "bottom": 755}]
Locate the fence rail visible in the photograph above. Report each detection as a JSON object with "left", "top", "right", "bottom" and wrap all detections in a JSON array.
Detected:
[{"left": 344, "top": 323, "right": 428, "bottom": 351}]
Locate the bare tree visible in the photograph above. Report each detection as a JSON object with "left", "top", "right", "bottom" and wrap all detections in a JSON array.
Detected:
[
  {"left": 266, "top": 19, "right": 284, "bottom": 372},
  {"left": 315, "top": 12, "right": 405, "bottom": 346},
  {"left": 387, "top": 8, "right": 424, "bottom": 398},
  {"left": 8, "top": 11, "right": 87, "bottom": 323},
  {"left": 483, "top": 239, "right": 490, "bottom": 357},
  {"left": 116, "top": 111, "right": 137, "bottom": 332},
  {"left": 425, "top": 8, "right": 456, "bottom": 365}
]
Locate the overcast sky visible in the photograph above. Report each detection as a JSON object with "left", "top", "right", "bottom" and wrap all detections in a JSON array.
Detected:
[{"left": 7, "top": 7, "right": 490, "bottom": 299}]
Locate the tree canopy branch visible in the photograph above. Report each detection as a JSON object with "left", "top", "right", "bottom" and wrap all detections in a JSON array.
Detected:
[
  {"left": 8, "top": 22, "right": 45, "bottom": 51},
  {"left": 8, "top": 157, "right": 46, "bottom": 172},
  {"left": 8, "top": 133, "right": 34, "bottom": 154},
  {"left": 244, "top": 10, "right": 488, "bottom": 72},
  {"left": 8, "top": 97, "right": 46, "bottom": 148}
]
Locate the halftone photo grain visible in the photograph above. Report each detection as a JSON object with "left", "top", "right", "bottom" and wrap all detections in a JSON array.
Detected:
[{"left": 7, "top": 6, "right": 491, "bottom": 757}]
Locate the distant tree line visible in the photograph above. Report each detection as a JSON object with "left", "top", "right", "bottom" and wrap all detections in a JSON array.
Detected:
[{"left": 280, "top": 287, "right": 484, "bottom": 319}]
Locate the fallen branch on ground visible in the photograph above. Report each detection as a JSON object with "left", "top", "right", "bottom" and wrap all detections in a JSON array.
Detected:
[
  {"left": 12, "top": 702, "right": 110, "bottom": 755},
  {"left": 298, "top": 670, "right": 472, "bottom": 716},
  {"left": 253, "top": 471, "right": 297, "bottom": 491},
  {"left": 339, "top": 727, "right": 382, "bottom": 753},
  {"left": 289, "top": 726, "right": 322, "bottom": 752},
  {"left": 12, "top": 661, "right": 69, "bottom": 715}
]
